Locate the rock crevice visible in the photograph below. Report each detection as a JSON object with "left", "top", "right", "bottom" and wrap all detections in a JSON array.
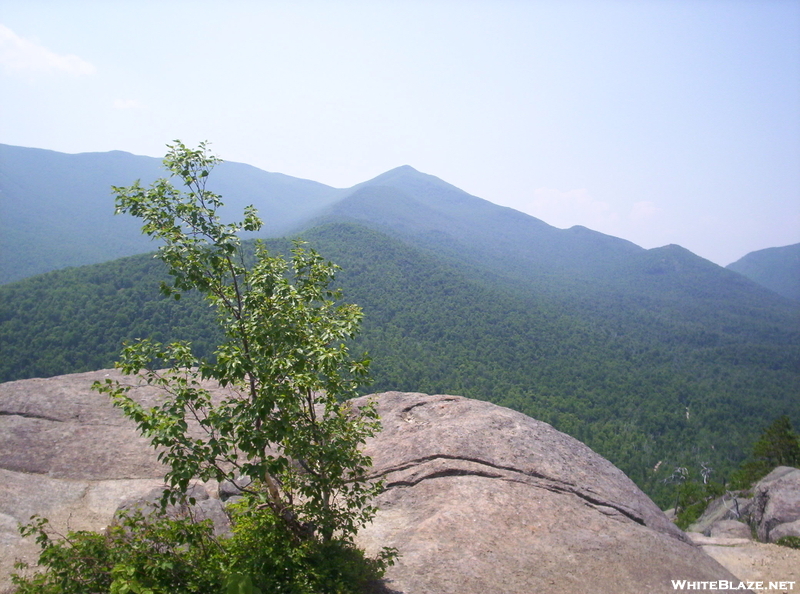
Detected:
[{"left": 375, "top": 453, "right": 650, "bottom": 528}]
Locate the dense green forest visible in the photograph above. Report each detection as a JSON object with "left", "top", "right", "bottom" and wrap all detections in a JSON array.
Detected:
[{"left": 2, "top": 222, "right": 798, "bottom": 507}]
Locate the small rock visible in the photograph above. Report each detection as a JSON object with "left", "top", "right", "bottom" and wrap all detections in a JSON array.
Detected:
[
  {"left": 219, "top": 475, "right": 253, "bottom": 501},
  {"left": 709, "top": 520, "right": 752, "bottom": 540},
  {"left": 770, "top": 518, "right": 800, "bottom": 542}
]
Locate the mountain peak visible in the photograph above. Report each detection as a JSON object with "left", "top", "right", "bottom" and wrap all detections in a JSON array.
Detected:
[
  {"left": 388, "top": 164, "right": 419, "bottom": 174},
  {"left": 360, "top": 164, "right": 437, "bottom": 187}
]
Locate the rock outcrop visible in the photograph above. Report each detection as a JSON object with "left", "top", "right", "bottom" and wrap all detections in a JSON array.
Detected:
[
  {"left": 351, "top": 391, "right": 746, "bottom": 593},
  {"left": 752, "top": 466, "right": 800, "bottom": 542},
  {"left": 687, "top": 466, "right": 800, "bottom": 544},
  {"left": 2, "top": 371, "right": 749, "bottom": 593},
  {"left": 687, "top": 494, "right": 753, "bottom": 538}
]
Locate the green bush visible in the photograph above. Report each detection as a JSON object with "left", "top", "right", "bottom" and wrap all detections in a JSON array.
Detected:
[
  {"left": 12, "top": 501, "right": 396, "bottom": 594},
  {"left": 11, "top": 512, "right": 224, "bottom": 594},
  {"left": 775, "top": 536, "right": 800, "bottom": 550},
  {"left": 224, "top": 500, "right": 396, "bottom": 594},
  {"left": 673, "top": 480, "right": 724, "bottom": 530},
  {"left": 730, "top": 416, "right": 800, "bottom": 489},
  {"left": 11, "top": 142, "right": 397, "bottom": 594}
]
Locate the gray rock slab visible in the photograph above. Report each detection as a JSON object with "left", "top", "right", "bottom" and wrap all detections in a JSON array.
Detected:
[
  {"left": 709, "top": 520, "right": 752, "bottom": 540},
  {"left": 688, "top": 494, "right": 752, "bottom": 535},
  {"left": 1, "top": 375, "right": 749, "bottom": 594},
  {"left": 770, "top": 518, "right": 800, "bottom": 541},
  {"left": 352, "top": 392, "right": 747, "bottom": 594},
  {"left": 753, "top": 467, "right": 800, "bottom": 542},
  {"left": 0, "top": 469, "right": 164, "bottom": 593},
  {"left": 0, "top": 370, "right": 166, "bottom": 479}
]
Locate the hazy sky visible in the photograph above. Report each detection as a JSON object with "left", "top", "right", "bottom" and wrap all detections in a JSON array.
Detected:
[{"left": 1, "top": 1, "right": 798, "bottom": 266}]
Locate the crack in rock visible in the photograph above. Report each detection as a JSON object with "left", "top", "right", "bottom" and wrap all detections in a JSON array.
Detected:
[
  {"left": 400, "top": 396, "right": 460, "bottom": 414},
  {"left": 0, "top": 411, "right": 66, "bottom": 423},
  {"left": 375, "top": 454, "right": 646, "bottom": 527}
]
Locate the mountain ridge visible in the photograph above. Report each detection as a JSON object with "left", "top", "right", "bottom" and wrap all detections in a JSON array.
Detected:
[
  {"left": 4, "top": 142, "right": 793, "bottom": 290},
  {"left": 726, "top": 243, "right": 800, "bottom": 302},
  {"left": 0, "top": 144, "right": 341, "bottom": 283}
]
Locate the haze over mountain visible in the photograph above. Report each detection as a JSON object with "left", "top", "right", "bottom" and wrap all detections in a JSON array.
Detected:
[
  {"left": 3, "top": 143, "right": 795, "bottom": 294},
  {"left": 0, "top": 144, "right": 340, "bottom": 284},
  {"left": 727, "top": 243, "right": 800, "bottom": 302}
]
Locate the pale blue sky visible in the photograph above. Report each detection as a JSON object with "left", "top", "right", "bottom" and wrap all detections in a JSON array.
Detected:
[{"left": 1, "top": 0, "right": 798, "bottom": 266}]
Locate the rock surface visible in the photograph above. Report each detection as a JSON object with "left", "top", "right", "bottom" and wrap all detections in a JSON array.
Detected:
[
  {"left": 688, "top": 494, "right": 753, "bottom": 536},
  {"left": 688, "top": 534, "right": 800, "bottom": 591},
  {"left": 688, "top": 467, "right": 800, "bottom": 545},
  {"left": 351, "top": 391, "right": 747, "bottom": 593},
  {"left": 753, "top": 467, "right": 800, "bottom": 543},
  {"left": 0, "top": 369, "right": 225, "bottom": 591},
  {"left": 2, "top": 371, "right": 748, "bottom": 593},
  {"left": 709, "top": 520, "right": 752, "bottom": 540}
]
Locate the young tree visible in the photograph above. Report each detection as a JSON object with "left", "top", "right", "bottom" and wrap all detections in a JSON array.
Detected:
[
  {"left": 93, "top": 141, "right": 381, "bottom": 544},
  {"left": 731, "top": 415, "right": 800, "bottom": 488},
  {"left": 12, "top": 142, "right": 394, "bottom": 593},
  {"left": 752, "top": 415, "right": 800, "bottom": 469}
]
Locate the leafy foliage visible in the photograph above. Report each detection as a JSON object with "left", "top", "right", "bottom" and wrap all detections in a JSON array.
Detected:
[
  {"left": 12, "top": 506, "right": 394, "bottom": 594},
  {"left": 94, "top": 141, "right": 380, "bottom": 542},
  {"left": 672, "top": 479, "right": 725, "bottom": 530},
  {"left": 12, "top": 512, "right": 223, "bottom": 594},
  {"left": 775, "top": 536, "right": 800, "bottom": 550}
]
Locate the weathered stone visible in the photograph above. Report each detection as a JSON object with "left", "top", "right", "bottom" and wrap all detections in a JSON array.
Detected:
[
  {"left": 0, "top": 469, "right": 165, "bottom": 592},
  {"left": 1, "top": 373, "right": 749, "bottom": 594},
  {"left": 687, "top": 494, "right": 752, "bottom": 535},
  {"left": 117, "top": 483, "right": 210, "bottom": 515},
  {"left": 115, "top": 484, "right": 232, "bottom": 538},
  {"left": 709, "top": 520, "right": 752, "bottom": 540},
  {"left": 195, "top": 498, "right": 232, "bottom": 537},
  {"left": 0, "top": 370, "right": 167, "bottom": 480},
  {"left": 219, "top": 475, "right": 253, "bottom": 501},
  {"left": 770, "top": 519, "right": 800, "bottom": 541},
  {"left": 351, "top": 392, "right": 746, "bottom": 594},
  {"left": 752, "top": 466, "right": 800, "bottom": 542}
]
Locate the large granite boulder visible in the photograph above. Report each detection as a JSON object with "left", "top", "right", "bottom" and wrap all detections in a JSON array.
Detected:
[
  {"left": 2, "top": 372, "right": 748, "bottom": 593},
  {"left": 687, "top": 493, "right": 753, "bottom": 537},
  {"left": 709, "top": 520, "right": 752, "bottom": 540},
  {"left": 752, "top": 466, "right": 800, "bottom": 543},
  {"left": 0, "top": 369, "right": 225, "bottom": 591},
  {"left": 349, "top": 391, "right": 747, "bottom": 594}
]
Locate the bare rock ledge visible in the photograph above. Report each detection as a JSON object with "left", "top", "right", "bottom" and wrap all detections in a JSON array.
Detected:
[{"left": 1, "top": 370, "right": 747, "bottom": 593}]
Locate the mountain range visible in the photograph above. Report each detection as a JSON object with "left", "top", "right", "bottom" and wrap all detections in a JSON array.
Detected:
[
  {"left": 3, "top": 143, "right": 796, "bottom": 296},
  {"left": 1, "top": 143, "right": 798, "bottom": 506}
]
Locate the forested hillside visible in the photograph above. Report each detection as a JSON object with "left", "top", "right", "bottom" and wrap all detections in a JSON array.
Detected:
[
  {"left": 2, "top": 222, "right": 798, "bottom": 506},
  {"left": 727, "top": 243, "right": 800, "bottom": 301},
  {"left": 0, "top": 144, "right": 340, "bottom": 284}
]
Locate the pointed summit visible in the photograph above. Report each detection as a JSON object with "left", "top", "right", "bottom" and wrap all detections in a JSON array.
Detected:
[{"left": 354, "top": 164, "right": 462, "bottom": 200}]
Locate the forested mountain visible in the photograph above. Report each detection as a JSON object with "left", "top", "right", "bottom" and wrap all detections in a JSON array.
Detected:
[
  {"left": 1, "top": 222, "right": 798, "bottom": 506},
  {"left": 727, "top": 243, "right": 800, "bottom": 301},
  {"left": 0, "top": 144, "right": 340, "bottom": 283},
  {"left": 2, "top": 143, "right": 798, "bottom": 506},
  {"left": 307, "top": 165, "right": 645, "bottom": 288}
]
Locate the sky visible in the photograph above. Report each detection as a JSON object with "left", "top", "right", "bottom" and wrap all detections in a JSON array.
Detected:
[{"left": 1, "top": 1, "right": 798, "bottom": 266}]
